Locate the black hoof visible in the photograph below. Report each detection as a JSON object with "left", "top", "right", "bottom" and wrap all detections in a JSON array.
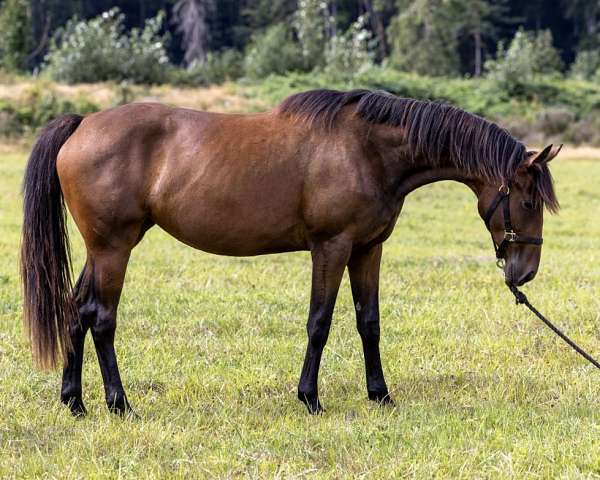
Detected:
[
  {"left": 106, "top": 394, "right": 135, "bottom": 417},
  {"left": 61, "top": 395, "right": 87, "bottom": 417},
  {"left": 368, "top": 390, "right": 395, "bottom": 406},
  {"left": 298, "top": 391, "right": 325, "bottom": 415}
]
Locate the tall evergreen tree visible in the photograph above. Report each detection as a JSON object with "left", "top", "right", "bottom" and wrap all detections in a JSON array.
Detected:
[
  {"left": 173, "top": 0, "right": 214, "bottom": 66},
  {"left": 455, "top": 0, "right": 511, "bottom": 76},
  {"left": 387, "top": 0, "right": 462, "bottom": 76},
  {"left": 563, "top": 0, "right": 600, "bottom": 49}
]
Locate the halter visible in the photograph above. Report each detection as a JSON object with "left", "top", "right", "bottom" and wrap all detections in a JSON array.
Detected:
[{"left": 482, "top": 182, "right": 543, "bottom": 269}]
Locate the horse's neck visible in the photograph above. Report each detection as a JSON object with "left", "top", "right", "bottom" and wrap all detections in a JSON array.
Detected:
[
  {"left": 368, "top": 123, "right": 485, "bottom": 199},
  {"left": 395, "top": 165, "right": 483, "bottom": 198}
]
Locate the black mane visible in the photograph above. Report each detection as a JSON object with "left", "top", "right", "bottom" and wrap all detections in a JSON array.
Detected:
[{"left": 278, "top": 89, "right": 558, "bottom": 212}]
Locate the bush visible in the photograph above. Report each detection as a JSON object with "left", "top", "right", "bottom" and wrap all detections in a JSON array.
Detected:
[
  {"left": 485, "top": 29, "right": 563, "bottom": 94},
  {"left": 0, "top": 83, "right": 99, "bottom": 137},
  {"left": 535, "top": 107, "right": 576, "bottom": 136},
  {"left": 565, "top": 114, "right": 600, "bottom": 146},
  {"left": 293, "top": 0, "right": 329, "bottom": 70},
  {"left": 323, "top": 15, "right": 375, "bottom": 78},
  {"left": 244, "top": 24, "right": 304, "bottom": 79},
  {"left": 171, "top": 49, "right": 244, "bottom": 86},
  {"left": 43, "top": 8, "right": 169, "bottom": 84},
  {"left": 570, "top": 50, "right": 600, "bottom": 81}
]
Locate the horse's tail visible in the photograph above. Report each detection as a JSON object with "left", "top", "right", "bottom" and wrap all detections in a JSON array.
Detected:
[{"left": 21, "top": 114, "right": 83, "bottom": 369}]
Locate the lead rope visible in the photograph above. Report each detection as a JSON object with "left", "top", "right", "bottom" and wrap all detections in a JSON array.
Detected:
[{"left": 508, "top": 285, "right": 600, "bottom": 371}]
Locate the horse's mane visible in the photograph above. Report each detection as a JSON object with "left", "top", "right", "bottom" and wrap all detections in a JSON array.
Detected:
[{"left": 278, "top": 89, "right": 558, "bottom": 212}]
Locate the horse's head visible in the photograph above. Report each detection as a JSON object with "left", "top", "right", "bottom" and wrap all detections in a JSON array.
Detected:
[{"left": 478, "top": 144, "right": 561, "bottom": 287}]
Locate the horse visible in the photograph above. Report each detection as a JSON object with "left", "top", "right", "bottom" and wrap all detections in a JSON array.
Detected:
[{"left": 21, "top": 89, "right": 561, "bottom": 415}]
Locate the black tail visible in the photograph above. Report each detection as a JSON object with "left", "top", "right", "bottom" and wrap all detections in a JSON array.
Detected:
[{"left": 21, "top": 114, "right": 83, "bottom": 369}]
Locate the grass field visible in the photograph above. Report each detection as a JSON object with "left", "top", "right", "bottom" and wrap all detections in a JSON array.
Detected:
[{"left": 1, "top": 148, "right": 599, "bottom": 478}]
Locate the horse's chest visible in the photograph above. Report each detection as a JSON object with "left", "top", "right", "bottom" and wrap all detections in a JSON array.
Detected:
[{"left": 353, "top": 196, "right": 403, "bottom": 247}]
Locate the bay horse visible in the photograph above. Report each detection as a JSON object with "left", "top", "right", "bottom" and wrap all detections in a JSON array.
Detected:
[{"left": 21, "top": 89, "right": 561, "bottom": 415}]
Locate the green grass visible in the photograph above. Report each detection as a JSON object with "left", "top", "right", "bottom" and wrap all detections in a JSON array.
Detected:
[{"left": 1, "top": 150, "right": 599, "bottom": 478}]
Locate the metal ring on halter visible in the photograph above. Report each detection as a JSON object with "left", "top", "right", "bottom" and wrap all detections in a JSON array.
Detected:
[
  {"left": 496, "top": 258, "right": 506, "bottom": 269},
  {"left": 498, "top": 184, "right": 510, "bottom": 194}
]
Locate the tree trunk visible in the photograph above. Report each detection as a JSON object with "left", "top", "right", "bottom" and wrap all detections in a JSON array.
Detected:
[
  {"left": 362, "top": 0, "right": 388, "bottom": 59},
  {"left": 474, "top": 29, "right": 482, "bottom": 77}
]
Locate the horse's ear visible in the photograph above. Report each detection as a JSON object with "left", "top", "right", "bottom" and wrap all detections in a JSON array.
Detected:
[{"left": 525, "top": 144, "right": 562, "bottom": 167}]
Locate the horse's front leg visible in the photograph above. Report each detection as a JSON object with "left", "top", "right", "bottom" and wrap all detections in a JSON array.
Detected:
[
  {"left": 348, "top": 244, "right": 393, "bottom": 405},
  {"left": 297, "top": 236, "right": 352, "bottom": 414}
]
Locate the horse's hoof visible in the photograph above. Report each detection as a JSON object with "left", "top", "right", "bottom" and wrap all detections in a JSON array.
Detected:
[
  {"left": 298, "top": 391, "right": 325, "bottom": 415},
  {"left": 62, "top": 396, "right": 87, "bottom": 417},
  {"left": 106, "top": 395, "right": 137, "bottom": 418},
  {"left": 368, "top": 390, "right": 395, "bottom": 407}
]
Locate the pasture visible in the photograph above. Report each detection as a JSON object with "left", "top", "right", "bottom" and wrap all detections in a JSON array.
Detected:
[{"left": 1, "top": 149, "right": 599, "bottom": 478}]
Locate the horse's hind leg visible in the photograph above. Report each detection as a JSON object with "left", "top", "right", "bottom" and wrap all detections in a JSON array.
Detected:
[
  {"left": 86, "top": 248, "right": 133, "bottom": 415},
  {"left": 61, "top": 243, "right": 134, "bottom": 415},
  {"left": 60, "top": 266, "right": 93, "bottom": 416}
]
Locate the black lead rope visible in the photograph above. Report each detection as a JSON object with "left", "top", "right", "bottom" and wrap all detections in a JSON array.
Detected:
[
  {"left": 508, "top": 285, "right": 600, "bottom": 371},
  {"left": 483, "top": 182, "right": 600, "bottom": 371}
]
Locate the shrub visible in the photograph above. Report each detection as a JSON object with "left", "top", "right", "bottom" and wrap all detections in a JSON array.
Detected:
[
  {"left": 570, "top": 50, "right": 600, "bottom": 81},
  {"left": 564, "top": 114, "right": 600, "bottom": 146},
  {"left": 170, "top": 49, "right": 244, "bottom": 86},
  {"left": 122, "top": 11, "right": 170, "bottom": 84},
  {"left": 323, "top": 15, "right": 375, "bottom": 78},
  {"left": 0, "top": 84, "right": 99, "bottom": 137},
  {"left": 244, "top": 24, "right": 304, "bottom": 79},
  {"left": 43, "top": 8, "right": 169, "bottom": 84},
  {"left": 485, "top": 29, "right": 563, "bottom": 94},
  {"left": 535, "top": 107, "right": 576, "bottom": 136},
  {"left": 293, "top": 0, "right": 329, "bottom": 70}
]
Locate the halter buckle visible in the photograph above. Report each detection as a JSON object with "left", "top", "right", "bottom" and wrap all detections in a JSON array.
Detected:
[
  {"left": 496, "top": 258, "right": 505, "bottom": 269},
  {"left": 499, "top": 184, "right": 510, "bottom": 195},
  {"left": 504, "top": 230, "right": 517, "bottom": 242}
]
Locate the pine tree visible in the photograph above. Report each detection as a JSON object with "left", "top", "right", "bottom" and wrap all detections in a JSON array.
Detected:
[
  {"left": 387, "top": 0, "right": 462, "bottom": 76},
  {"left": 455, "top": 0, "right": 511, "bottom": 76},
  {"left": 173, "top": 0, "right": 214, "bottom": 66}
]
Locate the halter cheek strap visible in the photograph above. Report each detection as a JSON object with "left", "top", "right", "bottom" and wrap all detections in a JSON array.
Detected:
[{"left": 483, "top": 182, "right": 543, "bottom": 267}]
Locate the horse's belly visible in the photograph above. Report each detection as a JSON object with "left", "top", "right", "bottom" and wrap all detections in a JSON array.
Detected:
[{"left": 152, "top": 198, "right": 308, "bottom": 256}]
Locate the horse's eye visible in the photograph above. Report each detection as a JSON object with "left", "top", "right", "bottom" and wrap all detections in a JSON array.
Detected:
[{"left": 521, "top": 200, "right": 535, "bottom": 211}]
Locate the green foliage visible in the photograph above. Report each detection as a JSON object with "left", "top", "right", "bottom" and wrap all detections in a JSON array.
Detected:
[
  {"left": 245, "top": 68, "right": 600, "bottom": 145},
  {"left": 323, "top": 15, "right": 376, "bottom": 78},
  {"left": 170, "top": 49, "right": 244, "bottom": 86},
  {"left": 387, "top": 0, "right": 461, "bottom": 77},
  {"left": 43, "top": 8, "right": 169, "bottom": 84},
  {"left": 244, "top": 23, "right": 304, "bottom": 79},
  {"left": 0, "top": 83, "right": 98, "bottom": 137},
  {"left": 570, "top": 50, "right": 600, "bottom": 80},
  {"left": 485, "top": 29, "right": 563, "bottom": 93},
  {"left": 293, "top": 0, "right": 330, "bottom": 70},
  {"left": 0, "top": 0, "right": 32, "bottom": 72}
]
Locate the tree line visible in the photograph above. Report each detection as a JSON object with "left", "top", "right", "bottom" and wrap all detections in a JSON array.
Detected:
[{"left": 0, "top": 0, "right": 599, "bottom": 82}]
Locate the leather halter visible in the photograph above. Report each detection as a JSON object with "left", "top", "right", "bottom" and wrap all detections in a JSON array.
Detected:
[{"left": 483, "top": 182, "right": 543, "bottom": 268}]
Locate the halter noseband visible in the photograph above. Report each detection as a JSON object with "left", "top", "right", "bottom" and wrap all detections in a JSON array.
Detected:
[{"left": 483, "top": 182, "right": 543, "bottom": 268}]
